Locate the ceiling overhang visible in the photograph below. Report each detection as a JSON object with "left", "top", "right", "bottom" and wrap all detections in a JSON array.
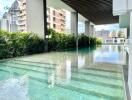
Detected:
[{"left": 61, "top": 0, "right": 119, "bottom": 25}]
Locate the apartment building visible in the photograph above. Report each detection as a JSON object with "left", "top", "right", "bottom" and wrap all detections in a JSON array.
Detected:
[
  {"left": 47, "top": 7, "right": 66, "bottom": 32},
  {"left": 1, "top": 0, "right": 20, "bottom": 32},
  {"left": 17, "top": 0, "right": 27, "bottom": 32}
]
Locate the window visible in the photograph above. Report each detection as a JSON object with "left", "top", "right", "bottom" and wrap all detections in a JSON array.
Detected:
[
  {"left": 53, "top": 11, "right": 55, "bottom": 16},
  {"left": 53, "top": 17, "right": 56, "bottom": 21},
  {"left": 53, "top": 24, "right": 56, "bottom": 28}
]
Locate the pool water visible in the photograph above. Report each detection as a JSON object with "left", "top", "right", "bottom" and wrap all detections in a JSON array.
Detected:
[{"left": 0, "top": 45, "right": 127, "bottom": 100}]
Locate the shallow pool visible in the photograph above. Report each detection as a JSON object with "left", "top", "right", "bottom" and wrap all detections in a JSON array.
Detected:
[{"left": 0, "top": 45, "right": 127, "bottom": 100}]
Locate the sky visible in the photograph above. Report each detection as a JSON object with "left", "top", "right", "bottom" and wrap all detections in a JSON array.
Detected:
[
  {"left": 0, "top": 0, "right": 15, "bottom": 18},
  {"left": 0, "top": 0, "right": 119, "bottom": 33}
]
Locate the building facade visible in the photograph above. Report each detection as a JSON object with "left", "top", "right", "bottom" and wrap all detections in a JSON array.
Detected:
[
  {"left": 47, "top": 7, "right": 66, "bottom": 32},
  {"left": 17, "top": 0, "right": 27, "bottom": 32},
  {"left": 1, "top": 0, "right": 20, "bottom": 32},
  {"left": 0, "top": 19, "right": 10, "bottom": 31}
]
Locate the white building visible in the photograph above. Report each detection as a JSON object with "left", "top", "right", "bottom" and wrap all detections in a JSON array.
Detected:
[
  {"left": 2, "top": 0, "right": 20, "bottom": 32},
  {"left": 0, "top": 19, "right": 10, "bottom": 31}
]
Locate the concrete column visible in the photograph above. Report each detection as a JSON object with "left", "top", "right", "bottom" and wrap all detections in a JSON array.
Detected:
[
  {"left": 85, "top": 21, "right": 90, "bottom": 36},
  {"left": 90, "top": 25, "right": 95, "bottom": 37},
  {"left": 43, "top": 0, "right": 48, "bottom": 51},
  {"left": 71, "top": 12, "right": 78, "bottom": 49},
  {"left": 129, "top": 12, "right": 132, "bottom": 44},
  {"left": 128, "top": 11, "right": 132, "bottom": 100},
  {"left": 71, "top": 12, "right": 78, "bottom": 35}
]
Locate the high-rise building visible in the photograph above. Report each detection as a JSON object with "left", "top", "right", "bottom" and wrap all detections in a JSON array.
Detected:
[
  {"left": 0, "top": 19, "right": 10, "bottom": 31},
  {"left": 17, "top": 0, "right": 27, "bottom": 32},
  {"left": 2, "top": 0, "right": 20, "bottom": 32},
  {"left": 47, "top": 7, "right": 66, "bottom": 32}
]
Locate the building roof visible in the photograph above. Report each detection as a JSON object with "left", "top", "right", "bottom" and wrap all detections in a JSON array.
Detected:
[{"left": 62, "top": 0, "right": 119, "bottom": 25}]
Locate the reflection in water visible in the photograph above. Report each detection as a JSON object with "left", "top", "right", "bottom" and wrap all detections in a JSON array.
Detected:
[
  {"left": 0, "top": 75, "right": 29, "bottom": 100},
  {"left": 78, "top": 56, "right": 85, "bottom": 69},
  {"left": 56, "top": 60, "right": 71, "bottom": 85},
  {"left": 94, "top": 45, "right": 126, "bottom": 64},
  {"left": 48, "top": 72, "right": 55, "bottom": 88},
  {"left": 14, "top": 45, "right": 128, "bottom": 99},
  {"left": 47, "top": 45, "right": 127, "bottom": 87}
]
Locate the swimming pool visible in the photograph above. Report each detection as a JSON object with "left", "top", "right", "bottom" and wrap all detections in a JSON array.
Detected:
[{"left": 0, "top": 45, "right": 127, "bottom": 100}]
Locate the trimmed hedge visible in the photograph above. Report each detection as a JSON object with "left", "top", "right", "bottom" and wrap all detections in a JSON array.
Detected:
[{"left": 0, "top": 29, "right": 102, "bottom": 59}]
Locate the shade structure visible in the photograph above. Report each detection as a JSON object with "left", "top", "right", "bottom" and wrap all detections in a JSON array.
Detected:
[{"left": 62, "top": 0, "right": 119, "bottom": 25}]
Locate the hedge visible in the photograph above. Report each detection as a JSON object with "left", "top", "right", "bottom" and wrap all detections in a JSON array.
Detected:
[{"left": 0, "top": 29, "right": 102, "bottom": 59}]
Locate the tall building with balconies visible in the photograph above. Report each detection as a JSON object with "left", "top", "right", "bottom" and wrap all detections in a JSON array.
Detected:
[
  {"left": 47, "top": 7, "right": 66, "bottom": 32},
  {"left": 17, "top": 0, "right": 27, "bottom": 32}
]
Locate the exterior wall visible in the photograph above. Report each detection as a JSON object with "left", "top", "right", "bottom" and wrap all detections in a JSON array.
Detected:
[
  {"left": 119, "top": 13, "right": 130, "bottom": 28},
  {"left": 113, "top": 0, "right": 127, "bottom": 16},
  {"left": 128, "top": 0, "right": 132, "bottom": 10}
]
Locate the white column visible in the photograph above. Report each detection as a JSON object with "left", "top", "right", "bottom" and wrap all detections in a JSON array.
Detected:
[
  {"left": 129, "top": 12, "right": 132, "bottom": 44},
  {"left": 90, "top": 25, "right": 95, "bottom": 37},
  {"left": 128, "top": 11, "right": 132, "bottom": 100},
  {"left": 71, "top": 12, "right": 78, "bottom": 35},
  {"left": 26, "top": 0, "right": 45, "bottom": 38},
  {"left": 85, "top": 21, "right": 90, "bottom": 36}
]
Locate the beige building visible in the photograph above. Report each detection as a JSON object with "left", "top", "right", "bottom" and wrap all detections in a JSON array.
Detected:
[{"left": 47, "top": 7, "right": 66, "bottom": 32}]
